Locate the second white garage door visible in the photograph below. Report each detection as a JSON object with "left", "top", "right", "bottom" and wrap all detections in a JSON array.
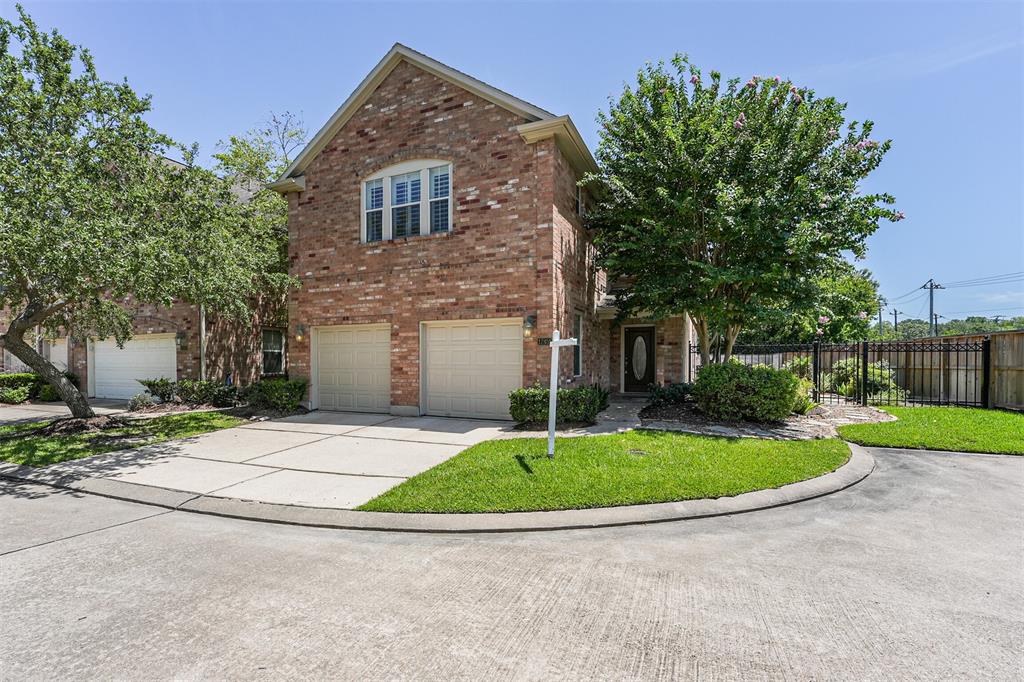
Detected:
[
  {"left": 93, "top": 334, "right": 177, "bottom": 399},
  {"left": 422, "top": 319, "right": 523, "bottom": 420},
  {"left": 316, "top": 324, "right": 390, "bottom": 412}
]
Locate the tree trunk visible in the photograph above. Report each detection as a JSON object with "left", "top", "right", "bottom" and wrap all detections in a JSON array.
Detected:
[
  {"left": 722, "top": 324, "right": 742, "bottom": 363},
  {"left": 0, "top": 333, "right": 95, "bottom": 419},
  {"left": 694, "top": 315, "right": 712, "bottom": 366}
]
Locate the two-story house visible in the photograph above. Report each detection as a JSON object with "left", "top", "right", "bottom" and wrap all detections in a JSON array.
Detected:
[{"left": 272, "top": 44, "right": 693, "bottom": 420}]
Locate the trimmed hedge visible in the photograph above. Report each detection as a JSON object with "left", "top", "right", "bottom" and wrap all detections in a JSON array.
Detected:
[
  {"left": 0, "top": 372, "right": 40, "bottom": 393},
  {"left": 693, "top": 361, "right": 800, "bottom": 423},
  {"left": 138, "top": 378, "right": 177, "bottom": 402},
  {"left": 177, "top": 379, "right": 237, "bottom": 407},
  {"left": 648, "top": 382, "right": 693, "bottom": 407},
  {"left": 508, "top": 384, "right": 606, "bottom": 424},
  {"left": 0, "top": 384, "right": 32, "bottom": 404},
  {"left": 241, "top": 378, "right": 308, "bottom": 412}
]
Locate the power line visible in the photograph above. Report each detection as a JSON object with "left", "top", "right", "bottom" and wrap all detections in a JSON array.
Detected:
[
  {"left": 940, "top": 305, "right": 1024, "bottom": 315},
  {"left": 943, "top": 270, "right": 1023, "bottom": 286}
]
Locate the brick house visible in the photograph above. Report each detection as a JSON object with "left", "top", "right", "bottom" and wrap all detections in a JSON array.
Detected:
[
  {"left": 1, "top": 301, "right": 285, "bottom": 400},
  {"left": 271, "top": 44, "right": 694, "bottom": 420}
]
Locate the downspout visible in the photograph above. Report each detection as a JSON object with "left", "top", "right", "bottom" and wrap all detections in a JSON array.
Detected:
[{"left": 199, "top": 305, "right": 207, "bottom": 381}]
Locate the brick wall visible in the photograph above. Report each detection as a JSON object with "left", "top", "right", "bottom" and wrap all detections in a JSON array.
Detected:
[{"left": 286, "top": 60, "right": 559, "bottom": 408}]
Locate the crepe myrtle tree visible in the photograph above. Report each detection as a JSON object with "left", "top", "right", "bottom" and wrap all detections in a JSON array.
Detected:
[
  {"left": 0, "top": 7, "right": 292, "bottom": 419},
  {"left": 583, "top": 55, "right": 903, "bottom": 364}
]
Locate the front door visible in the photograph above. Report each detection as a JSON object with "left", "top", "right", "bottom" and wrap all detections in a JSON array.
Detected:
[{"left": 623, "top": 327, "right": 655, "bottom": 392}]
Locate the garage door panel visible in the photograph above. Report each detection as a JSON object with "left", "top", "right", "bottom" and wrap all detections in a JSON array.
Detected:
[
  {"left": 423, "top": 319, "right": 522, "bottom": 420},
  {"left": 317, "top": 324, "right": 390, "bottom": 413},
  {"left": 94, "top": 335, "right": 177, "bottom": 400}
]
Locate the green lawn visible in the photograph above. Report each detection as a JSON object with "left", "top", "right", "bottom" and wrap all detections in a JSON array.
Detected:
[
  {"left": 359, "top": 430, "right": 851, "bottom": 513},
  {"left": 0, "top": 412, "right": 245, "bottom": 467},
  {"left": 838, "top": 406, "right": 1023, "bottom": 455}
]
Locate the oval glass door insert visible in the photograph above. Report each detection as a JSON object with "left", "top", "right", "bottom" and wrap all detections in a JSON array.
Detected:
[{"left": 632, "top": 336, "right": 647, "bottom": 380}]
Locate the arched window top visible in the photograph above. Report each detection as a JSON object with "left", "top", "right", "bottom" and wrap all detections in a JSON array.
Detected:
[{"left": 361, "top": 160, "right": 452, "bottom": 243}]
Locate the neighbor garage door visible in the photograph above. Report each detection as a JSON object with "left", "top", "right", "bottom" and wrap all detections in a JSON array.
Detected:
[
  {"left": 422, "top": 319, "right": 523, "bottom": 420},
  {"left": 93, "top": 334, "right": 177, "bottom": 399},
  {"left": 316, "top": 324, "right": 390, "bottom": 412}
]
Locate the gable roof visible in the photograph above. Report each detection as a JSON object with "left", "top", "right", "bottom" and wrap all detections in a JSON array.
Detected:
[{"left": 270, "top": 43, "right": 596, "bottom": 192}]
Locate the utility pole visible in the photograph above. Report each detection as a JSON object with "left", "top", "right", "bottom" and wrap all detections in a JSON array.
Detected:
[
  {"left": 877, "top": 301, "right": 884, "bottom": 339},
  {"left": 892, "top": 309, "right": 902, "bottom": 339},
  {"left": 922, "top": 279, "right": 945, "bottom": 336},
  {"left": 933, "top": 313, "right": 942, "bottom": 335}
]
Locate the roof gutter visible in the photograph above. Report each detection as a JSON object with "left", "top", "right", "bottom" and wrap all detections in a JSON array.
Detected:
[
  {"left": 516, "top": 116, "right": 599, "bottom": 175},
  {"left": 268, "top": 176, "right": 306, "bottom": 194}
]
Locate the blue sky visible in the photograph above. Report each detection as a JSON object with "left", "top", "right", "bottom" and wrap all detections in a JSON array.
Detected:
[{"left": 9, "top": 0, "right": 1023, "bottom": 320}]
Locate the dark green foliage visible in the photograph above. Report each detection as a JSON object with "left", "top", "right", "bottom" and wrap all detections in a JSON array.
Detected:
[
  {"left": 648, "top": 382, "right": 693, "bottom": 407},
  {"left": 0, "top": 373, "right": 40, "bottom": 395},
  {"left": 138, "top": 378, "right": 177, "bottom": 402},
  {"left": 693, "top": 361, "right": 800, "bottom": 422},
  {"left": 241, "top": 378, "right": 308, "bottom": 412},
  {"left": 37, "top": 383, "right": 60, "bottom": 402},
  {"left": 508, "top": 384, "right": 606, "bottom": 424},
  {"left": 822, "top": 358, "right": 908, "bottom": 404},
  {"left": 177, "top": 379, "right": 238, "bottom": 407},
  {"left": 0, "top": 384, "right": 31, "bottom": 404}
]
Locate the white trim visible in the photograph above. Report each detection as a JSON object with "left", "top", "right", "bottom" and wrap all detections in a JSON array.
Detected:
[
  {"left": 619, "top": 324, "right": 655, "bottom": 393},
  {"left": 516, "top": 116, "right": 599, "bottom": 175},
  {"left": 86, "top": 338, "right": 95, "bottom": 398},
  {"left": 309, "top": 327, "right": 319, "bottom": 410},
  {"left": 271, "top": 43, "right": 554, "bottom": 190}
]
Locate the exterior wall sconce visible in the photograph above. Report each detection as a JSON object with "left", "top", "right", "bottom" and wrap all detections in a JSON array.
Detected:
[
  {"left": 175, "top": 331, "right": 188, "bottom": 350},
  {"left": 295, "top": 323, "right": 308, "bottom": 342},
  {"left": 523, "top": 314, "right": 537, "bottom": 338}
]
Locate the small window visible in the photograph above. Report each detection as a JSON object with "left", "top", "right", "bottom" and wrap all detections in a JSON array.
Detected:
[
  {"left": 262, "top": 329, "right": 285, "bottom": 375},
  {"left": 365, "top": 179, "right": 384, "bottom": 242},
  {"left": 575, "top": 185, "right": 585, "bottom": 217},
  {"left": 572, "top": 312, "right": 583, "bottom": 376}
]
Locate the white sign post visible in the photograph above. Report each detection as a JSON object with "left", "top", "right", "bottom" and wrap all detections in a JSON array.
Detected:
[{"left": 547, "top": 329, "right": 578, "bottom": 459}]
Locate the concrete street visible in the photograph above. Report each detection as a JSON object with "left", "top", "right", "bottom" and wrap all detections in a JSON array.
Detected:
[{"left": 1, "top": 447, "right": 1021, "bottom": 680}]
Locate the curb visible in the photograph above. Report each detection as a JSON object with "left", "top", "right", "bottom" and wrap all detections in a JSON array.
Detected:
[{"left": 0, "top": 443, "right": 875, "bottom": 533}]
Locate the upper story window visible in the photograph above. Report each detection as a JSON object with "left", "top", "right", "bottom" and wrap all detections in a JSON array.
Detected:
[
  {"left": 362, "top": 160, "right": 452, "bottom": 243},
  {"left": 575, "top": 185, "right": 585, "bottom": 217}
]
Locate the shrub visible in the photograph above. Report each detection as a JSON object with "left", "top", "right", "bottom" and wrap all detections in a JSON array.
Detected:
[
  {"left": 138, "top": 378, "right": 177, "bottom": 402},
  {"left": 693, "top": 360, "right": 800, "bottom": 423},
  {"left": 824, "top": 359, "right": 902, "bottom": 399},
  {"left": 37, "top": 383, "right": 60, "bottom": 402},
  {"left": 508, "top": 384, "right": 605, "bottom": 424},
  {"left": 783, "top": 356, "right": 812, "bottom": 380},
  {"left": 792, "top": 378, "right": 817, "bottom": 415},
  {"left": 648, "top": 382, "right": 693, "bottom": 407},
  {"left": 241, "top": 378, "right": 308, "bottom": 412},
  {"left": 127, "top": 392, "right": 154, "bottom": 411},
  {"left": 0, "top": 384, "right": 31, "bottom": 404},
  {"left": 177, "top": 379, "right": 238, "bottom": 407},
  {"left": 0, "top": 372, "right": 41, "bottom": 398}
]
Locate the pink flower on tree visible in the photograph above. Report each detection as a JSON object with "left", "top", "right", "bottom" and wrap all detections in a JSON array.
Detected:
[
  {"left": 734, "top": 112, "right": 746, "bottom": 129},
  {"left": 818, "top": 315, "right": 831, "bottom": 324},
  {"left": 859, "top": 311, "right": 869, "bottom": 320},
  {"left": 895, "top": 211, "right": 906, "bottom": 221},
  {"left": 746, "top": 76, "right": 758, "bottom": 88},
  {"left": 816, "top": 328, "right": 825, "bottom": 336},
  {"left": 774, "top": 76, "right": 781, "bottom": 84},
  {"left": 690, "top": 74, "right": 699, "bottom": 85}
]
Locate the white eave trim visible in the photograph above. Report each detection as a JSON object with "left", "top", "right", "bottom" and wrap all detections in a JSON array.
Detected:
[
  {"left": 270, "top": 43, "right": 556, "bottom": 193},
  {"left": 267, "top": 176, "right": 305, "bottom": 194},
  {"left": 516, "top": 116, "right": 599, "bottom": 175}
]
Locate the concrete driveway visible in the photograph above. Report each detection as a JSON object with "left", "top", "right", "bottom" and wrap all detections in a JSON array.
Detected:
[
  {"left": 0, "top": 399, "right": 127, "bottom": 424},
  {"left": 40, "top": 411, "right": 507, "bottom": 509}
]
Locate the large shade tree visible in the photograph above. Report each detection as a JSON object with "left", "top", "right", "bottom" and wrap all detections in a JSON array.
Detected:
[
  {"left": 0, "top": 7, "right": 291, "bottom": 419},
  {"left": 585, "top": 55, "right": 903, "bottom": 363}
]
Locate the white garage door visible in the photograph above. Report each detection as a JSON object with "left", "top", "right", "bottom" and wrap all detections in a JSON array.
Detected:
[
  {"left": 48, "top": 339, "right": 68, "bottom": 372},
  {"left": 422, "top": 319, "right": 523, "bottom": 420},
  {"left": 93, "top": 335, "right": 177, "bottom": 399},
  {"left": 316, "top": 324, "right": 390, "bottom": 412}
]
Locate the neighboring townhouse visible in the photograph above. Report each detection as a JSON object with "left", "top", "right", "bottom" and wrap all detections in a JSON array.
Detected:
[
  {"left": 1, "top": 301, "right": 286, "bottom": 399},
  {"left": 271, "top": 44, "right": 694, "bottom": 420}
]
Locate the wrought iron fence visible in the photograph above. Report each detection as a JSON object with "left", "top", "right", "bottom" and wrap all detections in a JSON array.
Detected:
[{"left": 688, "top": 338, "right": 991, "bottom": 407}]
